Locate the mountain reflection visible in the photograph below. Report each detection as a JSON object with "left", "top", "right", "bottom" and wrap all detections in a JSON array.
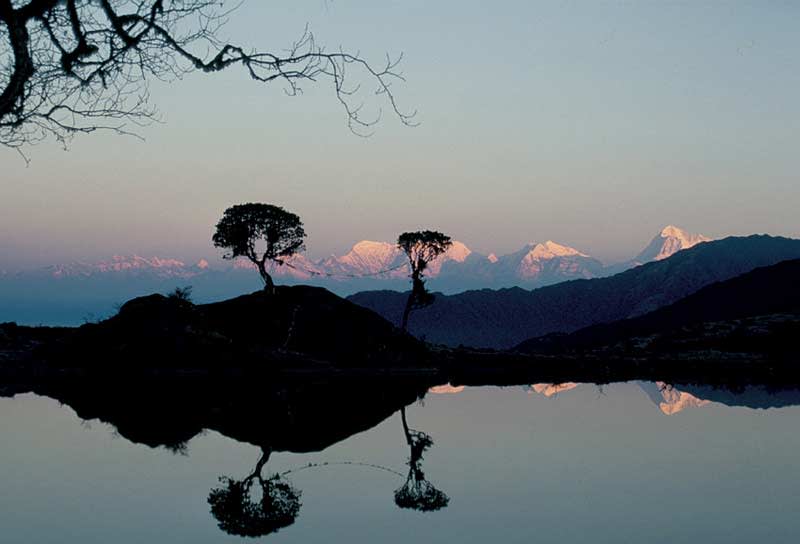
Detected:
[
  {"left": 520, "top": 382, "right": 800, "bottom": 414},
  {"left": 638, "top": 382, "right": 711, "bottom": 415},
  {"left": 527, "top": 383, "right": 580, "bottom": 398}
]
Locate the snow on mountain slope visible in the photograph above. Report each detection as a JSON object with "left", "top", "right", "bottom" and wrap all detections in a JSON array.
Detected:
[
  {"left": 332, "top": 240, "right": 405, "bottom": 275},
  {"left": 634, "top": 225, "right": 712, "bottom": 264},
  {"left": 492, "top": 240, "right": 604, "bottom": 285},
  {"left": 426, "top": 240, "right": 472, "bottom": 275}
]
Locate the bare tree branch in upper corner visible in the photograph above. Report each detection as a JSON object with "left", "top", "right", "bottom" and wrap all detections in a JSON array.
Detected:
[{"left": 0, "top": 0, "right": 416, "bottom": 155}]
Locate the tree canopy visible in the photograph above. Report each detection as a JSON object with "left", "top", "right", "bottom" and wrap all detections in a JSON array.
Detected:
[
  {"left": 212, "top": 203, "right": 305, "bottom": 291},
  {"left": 208, "top": 450, "right": 302, "bottom": 538},
  {"left": 0, "top": 1, "right": 414, "bottom": 152},
  {"left": 397, "top": 231, "right": 453, "bottom": 272}
]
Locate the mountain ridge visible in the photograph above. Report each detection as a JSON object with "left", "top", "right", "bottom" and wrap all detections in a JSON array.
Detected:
[
  {"left": 348, "top": 235, "right": 800, "bottom": 349},
  {"left": 515, "top": 258, "right": 800, "bottom": 355}
]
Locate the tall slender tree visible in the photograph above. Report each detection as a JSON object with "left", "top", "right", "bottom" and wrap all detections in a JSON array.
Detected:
[{"left": 397, "top": 230, "right": 452, "bottom": 331}]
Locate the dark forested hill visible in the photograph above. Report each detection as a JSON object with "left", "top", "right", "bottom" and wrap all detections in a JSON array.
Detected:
[
  {"left": 348, "top": 235, "right": 800, "bottom": 349},
  {"left": 516, "top": 258, "right": 800, "bottom": 354}
]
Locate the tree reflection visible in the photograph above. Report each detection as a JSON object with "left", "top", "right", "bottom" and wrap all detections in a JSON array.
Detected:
[
  {"left": 394, "top": 407, "right": 450, "bottom": 512},
  {"left": 208, "top": 448, "right": 302, "bottom": 537}
]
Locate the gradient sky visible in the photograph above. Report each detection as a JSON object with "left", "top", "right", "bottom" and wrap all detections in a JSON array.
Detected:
[{"left": 1, "top": 1, "right": 799, "bottom": 270}]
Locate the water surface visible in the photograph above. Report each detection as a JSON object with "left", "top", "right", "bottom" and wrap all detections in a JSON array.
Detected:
[{"left": 1, "top": 381, "right": 798, "bottom": 543}]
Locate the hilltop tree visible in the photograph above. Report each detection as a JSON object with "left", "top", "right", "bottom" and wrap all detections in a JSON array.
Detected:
[
  {"left": 397, "top": 230, "right": 452, "bottom": 331},
  {"left": 212, "top": 203, "right": 305, "bottom": 293},
  {"left": 0, "top": 1, "right": 414, "bottom": 152}
]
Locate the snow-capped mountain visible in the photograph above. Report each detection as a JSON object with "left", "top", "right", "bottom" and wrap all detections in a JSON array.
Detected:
[
  {"left": 319, "top": 241, "right": 406, "bottom": 279},
  {"left": 492, "top": 241, "right": 605, "bottom": 286},
  {"left": 633, "top": 225, "right": 712, "bottom": 264},
  {"left": 1, "top": 225, "right": 719, "bottom": 326}
]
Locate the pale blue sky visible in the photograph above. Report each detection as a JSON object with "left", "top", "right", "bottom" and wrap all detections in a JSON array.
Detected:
[{"left": 1, "top": 1, "right": 798, "bottom": 269}]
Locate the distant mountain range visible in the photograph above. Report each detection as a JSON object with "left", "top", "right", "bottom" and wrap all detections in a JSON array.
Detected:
[
  {"left": 0, "top": 225, "right": 711, "bottom": 325},
  {"left": 349, "top": 235, "right": 800, "bottom": 349},
  {"left": 4, "top": 224, "right": 707, "bottom": 287}
]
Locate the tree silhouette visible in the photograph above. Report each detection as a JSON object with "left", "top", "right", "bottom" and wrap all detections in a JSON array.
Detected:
[
  {"left": 397, "top": 230, "right": 452, "bottom": 331},
  {"left": 208, "top": 448, "right": 302, "bottom": 538},
  {"left": 212, "top": 203, "right": 305, "bottom": 293},
  {"left": 0, "top": 1, "right": 415, "bottom": 152},
  {"left": 393, "top": 406, "right": 450, "bottom": 512}
]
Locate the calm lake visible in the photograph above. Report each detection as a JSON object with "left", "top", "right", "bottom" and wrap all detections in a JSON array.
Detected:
[{"left": 1, "top": 381, "right": 799, "bottom": 543}]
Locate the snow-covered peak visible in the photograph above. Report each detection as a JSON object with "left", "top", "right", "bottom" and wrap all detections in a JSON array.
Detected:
[
  {"left": 329, "top": 239, "right": 472, "bottom": 277},
  {"left": 349, "top": 240, "right": 399, "bottom": 256},
  {"left": 444, "top": 241, "right": 472, "bottom": 262},
  {"left": 491, "top": 240, "right": 601, "bottom": 283},
  {"left": 660, "top": 225, "right": 684, "bottom": 238},
  {"left": 339, "top": 240, "right": 404, "bottom": 271},
  {"left": 526, "top": 241, "right": 589, "bottom": 260},
  {"left": 425, "top": 240, "right": 472, "bottom": 275},
  {"left": 635, "top": 225, "right": 711, "bottom": 263}
]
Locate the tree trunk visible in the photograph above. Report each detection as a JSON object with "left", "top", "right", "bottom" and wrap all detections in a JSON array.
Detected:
[
  {"left": 257, "top": 260, "right": 275, "bottom": 294},
  {"left": 244, "top": 448, "right": 272, "bottom": 485},
  {"left": 400, "top": 407, "right": 412, "bottom": 445},
  {"left": 400, "top": 269, "right": 419, "bottom": 331},
  {"left": 400, "top": 293, "right": 413, "bottom": 332}
]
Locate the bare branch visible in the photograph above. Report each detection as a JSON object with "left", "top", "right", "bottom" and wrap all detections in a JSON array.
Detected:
[{"left": 0, "top": 1, "right": 415, "bottom": 150}]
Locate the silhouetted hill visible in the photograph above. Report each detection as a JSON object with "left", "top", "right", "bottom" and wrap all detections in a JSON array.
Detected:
[
  {"left": 44, "top": 285, "right": 426, "bottom": 369},
  {"left": 516, "top": 259, "right": 800, "bottom": 355},
  {"left": 348, "top": 235, "right": 800, "bottom": 349}
]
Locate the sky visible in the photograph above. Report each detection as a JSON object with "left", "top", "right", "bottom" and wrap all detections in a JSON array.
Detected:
[{"left": 1, "top": 1, "right": 799, "bottom": 270}]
